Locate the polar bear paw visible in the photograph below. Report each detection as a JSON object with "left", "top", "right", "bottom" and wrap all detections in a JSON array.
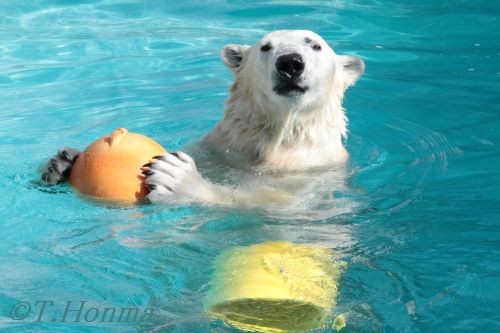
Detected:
[
  {"left": 40, "top": 147, "right": 81, "bottom": 185},
  {"left": 143, "top": 152, "right": 209, "bottom": 204}
]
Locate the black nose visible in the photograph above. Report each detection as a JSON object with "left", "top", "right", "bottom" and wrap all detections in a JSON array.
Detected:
[{"left": 276, "top": 53, "right": 304, "bottom": 80}]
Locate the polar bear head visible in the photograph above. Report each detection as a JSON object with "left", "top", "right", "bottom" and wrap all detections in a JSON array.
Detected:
[{"left": 220, "top": 30, "right": 364, "bottom": 117}]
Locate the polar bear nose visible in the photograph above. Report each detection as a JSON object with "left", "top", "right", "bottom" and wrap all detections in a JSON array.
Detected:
[{"left": 276, "top": 53, "right": 304, "bottom": 80}]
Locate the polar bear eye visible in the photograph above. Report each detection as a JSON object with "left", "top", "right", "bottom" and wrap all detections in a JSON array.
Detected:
[
  {"left": 261, "top": 43, "right": 272, "bottom": 52},
  {"left": 312, "top": 44, "right": 322, "bottom": 51}
]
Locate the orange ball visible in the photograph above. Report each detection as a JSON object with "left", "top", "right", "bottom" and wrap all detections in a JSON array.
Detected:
[{"left": 69, "top": 128, "right": 166, "bottom": 205}]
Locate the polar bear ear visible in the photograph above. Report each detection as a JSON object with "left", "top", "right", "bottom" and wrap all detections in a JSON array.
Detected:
[
  {"left": 338, "top": 55, "right": 365, "bottom": 87},
  {"left": 221, "top": 44, "right": 250, "bottom": 74}
]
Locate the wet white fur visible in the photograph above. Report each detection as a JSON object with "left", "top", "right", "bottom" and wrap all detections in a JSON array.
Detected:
[{"left": 146, "top": 30, "right": 364, "bottom": 207}]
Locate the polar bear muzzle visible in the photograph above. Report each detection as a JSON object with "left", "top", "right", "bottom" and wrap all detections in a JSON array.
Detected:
[
  {"left": 276, "top": 53, "right": 304, "bottom": 81},
  {"left": 273, "top": 53, "right": 309, "bottom": 97}
]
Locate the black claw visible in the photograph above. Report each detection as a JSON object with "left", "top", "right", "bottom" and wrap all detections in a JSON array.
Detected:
[
  {"left": 61, "top": 150, "right": 70, "bottom": 161},
  {"left": 142, "top": 162, "right": 153, "bottom": 168},
  {"left": 142, "top": 170, "right": 154, "bottom": 176},
  {"left": 42, "top": 173, "right": 49, "bottom": 182},
  {"left": 146, "top": 184, "right": 157, "bottom": 190},
  {"left": 171, "top": 152, "right": 179, "bottom": 158},
  {"left": 152, "top": 155, "right": 167, "bottom": 162},
  {"left": 59, "top": 148, "right": 80, "bottom": 162}
]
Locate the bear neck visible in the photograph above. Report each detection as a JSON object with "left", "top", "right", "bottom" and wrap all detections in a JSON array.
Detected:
[{"left": 207, "top": 78, "right": 348, "bottom": 168}]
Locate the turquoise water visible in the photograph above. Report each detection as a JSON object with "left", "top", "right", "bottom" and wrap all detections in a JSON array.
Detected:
[{"left": 1, "top": 0, "right": 499, "bottom": 332}]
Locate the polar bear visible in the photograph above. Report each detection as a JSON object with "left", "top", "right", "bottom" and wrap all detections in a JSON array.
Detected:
[{"left": 41, "top": 30, "right": 364, "bottom": 209}]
